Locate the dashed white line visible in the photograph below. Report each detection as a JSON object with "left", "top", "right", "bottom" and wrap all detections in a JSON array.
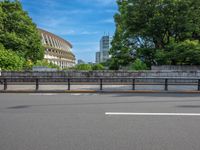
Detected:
[{"left": 105, "top": 112, "right": 200, "bottom": 116}]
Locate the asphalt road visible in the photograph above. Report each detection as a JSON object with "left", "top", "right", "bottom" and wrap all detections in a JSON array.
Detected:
[{"left": 1, "top": 93, "right": 200, "bottom": 150}]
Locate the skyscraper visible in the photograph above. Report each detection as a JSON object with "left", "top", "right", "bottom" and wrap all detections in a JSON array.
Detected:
[
  {"left": 96, "top": 35, "right": 112, "bottom": 63},
  {"left": 96, "top": 52, "right": 100, "bottom": 64}
]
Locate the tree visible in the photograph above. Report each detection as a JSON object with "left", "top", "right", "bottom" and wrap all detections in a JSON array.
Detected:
[
  {"left": 166, "top": 40, "right": 200, "bottom": 65},
  {"left": 0, "top": 44, "right": 24, "bottom": 71},
  {"left": 129, "top": 59, "right": 148, "bottom": 70},
  {"left": 92, "top": 64, "right": 104, "bottom": 70},
  {"left": 109, "top": 0, "right": 133, "bottom": 69},
  {"left": 0, "top": 0, "right": 44, "bottom": 62},
  {"left": 111, "top": 0, "right": 200, "bottom": 68}
]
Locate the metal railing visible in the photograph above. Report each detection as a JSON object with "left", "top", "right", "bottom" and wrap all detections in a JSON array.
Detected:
[{"left": 0, "top": 77, "right": 200, "bottom": 91}]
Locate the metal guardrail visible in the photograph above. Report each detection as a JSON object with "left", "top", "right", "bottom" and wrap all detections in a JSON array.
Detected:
[{"left": 0, "top": 77, "right": 200, "bottom": 91}]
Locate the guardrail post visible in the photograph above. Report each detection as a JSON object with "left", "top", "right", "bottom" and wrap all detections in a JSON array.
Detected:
[
  {"left": 198, "top": 79, "right": 200, "bottom": 91},
  {"left": 68, "top": 79, "right": 71, "bottom": 90},
  {"left": 4, "top": 79, "right": 7, "bottom": 91},
  {"left": 165, "top": 79, "right": 168, "bottom": 91},
  {"left": 100, "top": 79, "right": 103, "bottom": 91},
  {"left": 132, "top": 79, "right": 135, "bottom": 90},
  {"left": 35, "top": 79, "right": 39, "bottom": 90}
]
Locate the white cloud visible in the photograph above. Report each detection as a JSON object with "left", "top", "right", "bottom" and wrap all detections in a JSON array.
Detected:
[
  {"left": 100, "top": 18, "right": 114, "bottom": 24},
  {"left": 72, "top": 42, "right": 99, "bottom": 46},
  {"left": 40, "top": 27, "right": 99, "bottom": 36},
  {"left": 95, "top": 0, "right": 116, "bottom": 5},
  {"left": 59, "top": 30, "right": 76, "bottom": 35},
  {"left": 77, "top": 0, "right": 116, "bottom": 6},
  {"left": 80, "top": 31, "right": 99, "bottom": 35},
  {"left": 59, "top": 30, "right": 99, "bottom": 36},
  {"left": 42, "top": 0, "right": 59, "bottom": 7},
  {"left": 53, "top": 9, "right": 93, "bottom": 15}
]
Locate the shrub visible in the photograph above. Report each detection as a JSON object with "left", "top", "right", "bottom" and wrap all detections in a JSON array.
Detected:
[
  {"left": 92, "top": 64, "right": 104, "bottom": 70},
  {"left": 129, "top": 59, "right": 148, "bottom": 70},
  {"left": 33, "top": 60, "right": 60, "bottom": 70},
  {"left": 74, "top": 64, "right": 92, "bottom": 70}
]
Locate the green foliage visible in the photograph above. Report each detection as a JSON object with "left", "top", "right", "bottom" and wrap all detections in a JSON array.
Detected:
[
  {"left": 109, "top": 0, "right": 133, "bottom": 69},
  {"left": 110, "top": 0, "right": 200, "bottom": 69},
  {"left": 109, "top": 58, "right": 120, "bottom": 70},
  {"left": 0, "top": 0, "right": 44, "bottom": 62},
  {"left": 139, "top": 40, "right": 200, "bottom": 66},
  {"left": 23, "top": 59, "right": 33, "bottom": 70},
  {"left": 137, "top": 48, "right": 157, "bottom": 67},
  {"left": 129, "top": 59, "right": 148, "bottom": 71},
  {"left": 0, "top": 44, "right": 24, "bottom": 70},
  {"left": 73, "top": 64, "right": 92, "bottom": 71},
  {"left": 92, "top": 64, "right": 104, "bottom": 70},
  {"left": 70, "top": 64, "right": 105, "bottom": 71},
  {"left": 34, "top": 60, "right": 60, "bottom": 70},
  {"left": 100, "top": 60, "right": 110, "bottom": 68},
  {"left": 166, "top": 40, "right": 200, "bottom": 65},
  {"left": 154, "top": 49, "right": 169, "bottom": 65}
]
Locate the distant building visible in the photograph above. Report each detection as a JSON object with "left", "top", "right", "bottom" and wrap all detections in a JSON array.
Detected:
[
  {"left": 32, "top": 66, "right": 58, "bottom": 72},
  {"left": 95, "top": 35, "right": 112, "bottom": 63},
  {"left": 39, "top": 28, "right": 76, "bottom": 69},
  {"left": 78, "top": 59, "right": 85, "bottom": 64},
  {"left": 96, "top": 52, "right": 100, "bottom": 64},
  {"left": 88, "top": 62, "right": 94, "bottom": 65}
]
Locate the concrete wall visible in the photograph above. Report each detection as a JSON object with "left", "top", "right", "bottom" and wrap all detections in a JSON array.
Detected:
[
  {"left": 1, "top": 70, "right": 200, "bottom": 78},
  {"left": 152, "top": 65, "right": 200, "bottom": 71}
]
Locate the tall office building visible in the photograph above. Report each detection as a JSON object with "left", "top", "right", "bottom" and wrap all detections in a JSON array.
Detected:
[
  {"left": 96, "top": 35, "right": 112, "bottom": 63},
  {"left": 96, "top": 52, "right": 100, "bottom": 64}
]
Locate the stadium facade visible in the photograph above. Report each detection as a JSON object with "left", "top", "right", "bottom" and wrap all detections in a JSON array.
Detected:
[{"left": 39, "top": 29, "right": 76, "bottom": 69}]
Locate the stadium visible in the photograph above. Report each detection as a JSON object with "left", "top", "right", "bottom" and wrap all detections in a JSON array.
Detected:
[{"left": 39, "top": 29, "right": 76, "bottom": 69}]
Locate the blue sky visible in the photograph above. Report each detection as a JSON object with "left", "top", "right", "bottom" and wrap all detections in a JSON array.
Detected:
[{"left": 20, "top": 0, "right": 117, "bottom": 63}]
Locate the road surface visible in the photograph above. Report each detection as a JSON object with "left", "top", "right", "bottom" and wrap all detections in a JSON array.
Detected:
[{"left": 0, "top": 93, "right": 200, "bottom": 150}]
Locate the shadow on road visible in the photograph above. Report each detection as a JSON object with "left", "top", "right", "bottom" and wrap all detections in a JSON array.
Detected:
[
  {"left": 7, "top": 105, "right": 32, "bottom": 109},
  {"left": 6, "top": 99, "right": 200, "bottom": 110}
]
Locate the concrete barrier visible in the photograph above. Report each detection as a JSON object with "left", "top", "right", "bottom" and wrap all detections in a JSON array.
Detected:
[{"left": 2, "top": 70, "right": 200, "bottom": 78}]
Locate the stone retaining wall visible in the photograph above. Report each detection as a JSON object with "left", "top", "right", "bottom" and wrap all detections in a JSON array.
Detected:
[
  {"left": 152, "top": 65, "right": 200, "bottom": 71},
  {"left": 1, "top": 70, "right": 200, "bottom": 78}
]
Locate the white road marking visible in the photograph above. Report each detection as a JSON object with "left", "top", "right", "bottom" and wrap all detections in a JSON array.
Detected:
[
  {"left": 29, "top": 94, "right": 57, "bottom": 96},
  {"left": 71, "top": 94, "right": 82, "bottom": 96},
  {"left": 71, "top": 94, "right": 99, "bottom": 96},
  {"left": 105, "top": 112, "right": 200, "bottom": 116}
]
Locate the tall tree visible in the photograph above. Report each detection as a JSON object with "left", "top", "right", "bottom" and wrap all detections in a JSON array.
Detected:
[
  {"left": 109, "top": 0, "right": 132, "bottom": 69},
  {"left": 110, "top": 0, "right": 200, "bottom": 69},
  {"left": 0, "top": 0, "right": 44, "bottom": 62}
]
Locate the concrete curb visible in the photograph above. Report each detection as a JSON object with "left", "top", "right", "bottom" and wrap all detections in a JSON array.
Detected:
[{"left": 0, "top": 90, "right": 200, "bottom": 94}]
